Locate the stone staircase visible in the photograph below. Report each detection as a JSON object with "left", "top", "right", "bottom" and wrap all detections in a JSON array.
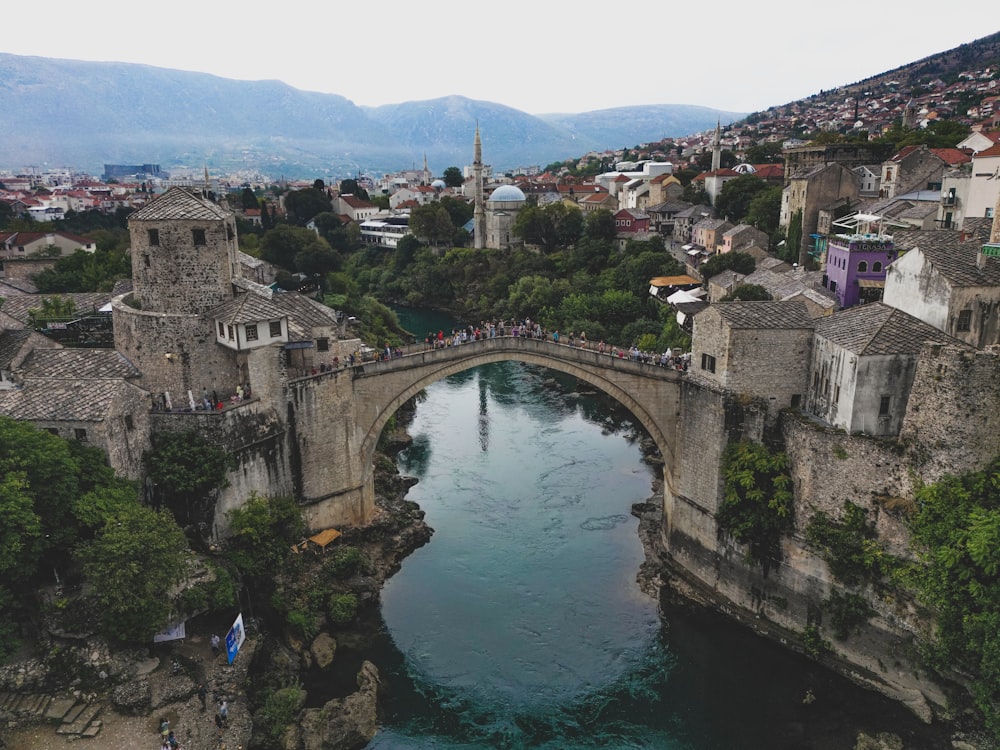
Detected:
[{"left": 0, "top": 691, "right": 102, "bottom": 739}]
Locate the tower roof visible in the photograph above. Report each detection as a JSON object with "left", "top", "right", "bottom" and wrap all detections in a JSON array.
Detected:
[{"left": 129, "top": 187, "right": 230, "bottom": 221}]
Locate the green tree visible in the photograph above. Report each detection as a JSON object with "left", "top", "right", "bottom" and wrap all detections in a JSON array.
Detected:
[
  {"left": 721, "top": 284, "right": 772, "bottom": 301},
  {"left": 744, "top": 186, "right": 783, "bottom": 238},
  {"left": 226, "top": 493, "right": 305, "bottom": 579},
  {"left": 409, "top": 204, "right": 455, "bottom": 247},
  {"left": 79, "top": 505, "right": 187, "bottom": 642},
  {"left": 698, "top": 252, "right": 756, "bottom": 284},
  {"left": 584, "top": 209, "right": 617, "bottom": 243},
  {"left": 32, "top": 247, "right": 131, "bottom": 293},
  {"left": 261, "top": 225, "right": 321, "bottom": 270},
  {"left": 513, "top": 202, "right": 583, "bottom": 253},
  {"left": 283, "top": 187, "right": 332, "bottom": 226},
  {"left": 144, "top": 431, "right": 233, "bottom": 532},
  {"left": 241, "top": 187, "right": 259, "bottom": 210},
  {"left": 717, "top": 440, "right": 794, "bottom": 574},
  {"left": 442, "top": 166, "right": 464, "bottom": 188},
  {"left": 27, "top": 295, "right": 76, "bottom": 327},
  {"left": 907, "top": 458, "right": 1000, "bottom": 737},
  {"left": 715, "top": 174, "right": 769, "bottom": 223}
]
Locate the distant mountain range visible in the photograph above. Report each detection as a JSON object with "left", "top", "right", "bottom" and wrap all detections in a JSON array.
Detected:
[{"left": 0, "top": 53, "right": 745, "bottom": 180}]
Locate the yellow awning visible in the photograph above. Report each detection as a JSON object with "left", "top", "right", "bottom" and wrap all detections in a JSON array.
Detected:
[
  {"left": 857, "top": 279, "right": 885, "bottom": 288},
  {"left": 307, "top": 528, "right": 342, "bottom": 548}
]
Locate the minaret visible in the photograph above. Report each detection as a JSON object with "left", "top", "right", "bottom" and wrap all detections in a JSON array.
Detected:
[
  {"left": 711, "top": 120, "right": 722, "bottom": 173},
  {"left": 473, "top": 124, "right": 485, "bottom": 250},
  {"left": 422, "top": 153, "right": 431, "bottom": 186}
]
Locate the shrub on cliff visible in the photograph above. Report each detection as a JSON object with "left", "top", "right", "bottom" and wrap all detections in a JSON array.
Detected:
[
  {"left": 906, "top": 457, "right": 1000, "bottom": 739},
  {"left": 717, "top": 440, "right": 794, "bottom": 574}
]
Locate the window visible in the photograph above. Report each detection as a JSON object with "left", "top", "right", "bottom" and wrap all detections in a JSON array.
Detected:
[
  {"left": 830, "top": 280, "right": 837, "bottom": 293},
  {"left": 143, "top": 254, "right": 150, "bottom": 267},
  {"left": 269, "top": 320, "right": 283, "bottom": 337},
  {"left": 873, "top": 261, "right": 882, "bottom": 272},
  {"left": 245, "top": 324, "right": 258, "bottom": 342},
  {"left": 46, "top": 428, "right": 59, "bottom": 436},
  {"left": 957, "top": 309, "right": 972, "bottom": 332},
  {"left": 834, "top": 385, "right": 840, "bottom": 403},
  {"left": 317, "top": 337, "right": 329, "bottom": 352},
  {"left": 218, "top": 321, "right": 225, "bottom": 337},
  {"left": 857, "top": 261, "right": 868, "bottom": 272},
  {"left": 74, "top": 428, "right": 88, "bottom": 441},
  {"left": 791, "top": 394, "right": 801, "bottom": 409},
  {"left": 701, "top": 353, "right": 716, "bottom": 373},
  {"left": 124, "top": 415, "right": 134, "bottom": 431},
  {"left": 148, "top": 228, "right": 160, "bottom": 246},
  {"left": 227, "top": 325, "right": 235, "bottom": 341},
  {"left": 879, "top": 395, "right": 891, "bottom": 416},
  {"left": 192, "top": 228, "right": 207, "bottom": 246}
]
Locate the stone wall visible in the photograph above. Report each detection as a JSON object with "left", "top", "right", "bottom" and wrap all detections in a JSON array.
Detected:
[
  {"left": 130, "top": 217, "right": 237, "bottom": 314},
  {"left": 151, "top": 399, "right": 293, "bottom": 537},
  {"left": 113, "top": 295, "right": 240, "bottom": 399},
  {"left": 900, "top": 343, "right": 1000, "bottom": 482},
  {"left": 0, "top": 257, "right": 56, "bottom": 285}
]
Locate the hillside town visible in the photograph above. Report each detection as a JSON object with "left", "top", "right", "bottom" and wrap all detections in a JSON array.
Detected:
[{"left": 3, "top": 41, "right": 1000, "bottom": 750}]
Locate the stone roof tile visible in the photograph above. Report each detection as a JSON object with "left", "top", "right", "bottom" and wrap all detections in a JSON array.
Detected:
[
  {"left": 0, "top": 329, "right": 31, "bottom": 369},
  {"left": 128, "top": 187, "right": 230, "bottom": 222},
  {"left": 712, "top": 301, "right": 815, "bottom": 329},
  {"left": 18, "top": 348, "right": 142, "bottom": 379},
  {"left": 0, "top": 378, "right": 131, "bottom": 422},
  {"left": 814, "top": 302, "right": 971, "bottom": 355}
]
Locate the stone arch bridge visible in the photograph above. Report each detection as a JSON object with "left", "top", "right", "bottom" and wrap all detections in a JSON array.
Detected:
[{"left": 284, "top": 337, "right": 684, "bottom": 531}]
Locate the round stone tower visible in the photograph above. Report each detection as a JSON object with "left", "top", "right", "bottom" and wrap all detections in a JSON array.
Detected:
[{"left": 113, "top": 187, "right": 242, "bottom": 402}]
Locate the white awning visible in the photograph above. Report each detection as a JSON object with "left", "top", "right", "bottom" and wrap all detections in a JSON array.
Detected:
[
  {"left": 667, "top": 289, "right": 703, "bottom": 305},
  {"left": 681, "top": 244, "right": 694, "bottom": 250}
]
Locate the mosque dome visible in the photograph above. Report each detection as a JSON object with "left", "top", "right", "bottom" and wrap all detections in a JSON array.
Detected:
[
  {"left": 489, "top": 185, "right": 526, "bottom": 202},
  {"left": 431, "top": 179, "right": 446, "bottom": 189}
]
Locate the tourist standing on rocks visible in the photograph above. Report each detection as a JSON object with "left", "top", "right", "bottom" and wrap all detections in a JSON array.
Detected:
[
  {"left": 210, "top": 633, "right": 221, "bottom": 659},
  {"left": 197, "top": 683, "right": 207, "bottom": 711}
]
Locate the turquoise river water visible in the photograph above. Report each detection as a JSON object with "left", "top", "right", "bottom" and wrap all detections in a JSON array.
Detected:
[{"left": 348, "top": 309, "right": 950, "bottom": 749}]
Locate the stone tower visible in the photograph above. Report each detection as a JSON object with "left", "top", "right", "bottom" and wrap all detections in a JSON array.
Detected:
[
  {"left": 473, "top": 124, "right": 486, "bottom": 250},
  {"left": 112, "top": 187, "right": 242, "bottom": 400}
]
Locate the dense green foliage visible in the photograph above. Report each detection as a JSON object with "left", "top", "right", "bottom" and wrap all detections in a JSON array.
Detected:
[
  {"left": 906, "top": 459, "right": 1000, "bottom": 736},
  {"left": 79, "top": 505, "right": 188, "bottom": 642},
  {"left": 698, "top": 252, "right": 756, "bottom": 285},
  {"left": 341, "top": 217, "right": 689, "bottom": 351},
  {"left": 717, "top": 440, "right": 794, "bottom": 573},
  {"left": 806, "top": 501, "right": 891, "bottom": 587},
  {"left": 823, "top": 590, "right": 873, "bottom": 641},
  {"left": 253, "top": 686, "right": 307, "bottom": 747},
  {"left": 32, "top": 247, "right": 131, "bottom": 293},
  {"left": 226, "top": 493, "right": 305, "bottom": 579},
  {"left": 721, "top": 284, "right": 772, "bottom": 302},
  {"left": 145, "top": 431, "right": 234, "bottom": 535},
  {"left": 714, "top": 174, "right": 771, "bottom": 224}
]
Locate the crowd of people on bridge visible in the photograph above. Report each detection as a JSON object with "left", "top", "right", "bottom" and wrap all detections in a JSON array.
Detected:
[{"left": 420, "top": 319, "right": 690, "bottom": 372}]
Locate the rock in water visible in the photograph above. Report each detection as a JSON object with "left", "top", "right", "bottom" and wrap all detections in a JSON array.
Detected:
[
  {"left": 309, "top": 633, "right": 337, "bottom": 670},
  {"left": 297, "top": 661, "right": 379, "bottom": 750}
]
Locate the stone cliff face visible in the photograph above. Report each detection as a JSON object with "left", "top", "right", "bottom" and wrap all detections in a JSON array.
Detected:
[{"left": 663, "top": 344, "right": 1000, "bottom": 725}]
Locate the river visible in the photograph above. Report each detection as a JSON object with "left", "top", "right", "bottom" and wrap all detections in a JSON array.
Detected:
[{"left": 359, "top": 308, "right": 947, "bottom": 749}]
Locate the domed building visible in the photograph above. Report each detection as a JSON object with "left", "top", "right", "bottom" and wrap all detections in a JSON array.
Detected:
[{"left": 485, "top": 184, "right": 526, "bottom": 249}]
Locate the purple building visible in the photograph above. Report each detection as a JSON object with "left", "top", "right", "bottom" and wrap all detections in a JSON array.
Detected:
[{"left": 821, "top": 213, "right": 900, "bottom": 309}]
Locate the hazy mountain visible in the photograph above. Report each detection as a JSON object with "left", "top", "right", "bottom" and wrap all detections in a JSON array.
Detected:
[{"left": 0, "top": 53, "right": 744, "bottom": 178}]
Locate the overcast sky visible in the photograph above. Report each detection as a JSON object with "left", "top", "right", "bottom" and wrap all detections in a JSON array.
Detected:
[{"left": 5, "top": 2, "right": 998, "bottom": 115}]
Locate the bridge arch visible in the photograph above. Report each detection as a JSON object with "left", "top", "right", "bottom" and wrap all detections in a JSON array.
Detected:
[{"left": 346, "top": 338, "right": 682, "bottom": 519}]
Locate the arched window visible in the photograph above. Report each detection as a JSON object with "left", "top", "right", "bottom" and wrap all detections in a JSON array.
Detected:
[
  {"left": 858, "top": 261, "right": 868, "bottom": 272},
  {"left": 873, "top": 261, "right": 882, "bottom": 272}
]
